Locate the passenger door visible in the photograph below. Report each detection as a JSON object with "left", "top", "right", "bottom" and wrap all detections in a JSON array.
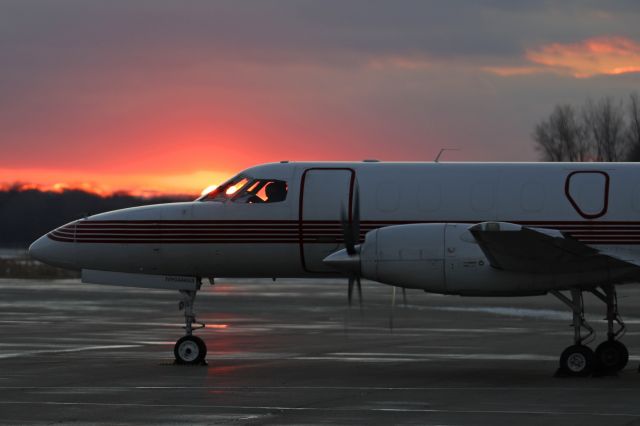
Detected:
[{"left": 300, "top": 168, "right": 355, "bottom": 273}]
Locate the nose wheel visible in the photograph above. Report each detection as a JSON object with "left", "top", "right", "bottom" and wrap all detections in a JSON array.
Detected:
[
  {"left": 174, "top": 335, "right": 207, "bottom": 364},
  {"left": 174, "top": 287, "right": 208, "bottom": 365}
]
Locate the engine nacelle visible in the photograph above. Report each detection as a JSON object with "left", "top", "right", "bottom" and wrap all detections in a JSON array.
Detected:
[
  {"left": 329, "top": 222, "right": 623, "bottom": 296},
  {"left": 360, "top": 223, "right": 448, "bottom": 293},
  {"left": 357, "top": 223, "right": 540, "bottom": 296}
]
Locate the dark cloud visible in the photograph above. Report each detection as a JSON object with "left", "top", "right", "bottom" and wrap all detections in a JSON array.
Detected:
[{"left": 3, "top": 1, "right": 639, "bottom": 64}]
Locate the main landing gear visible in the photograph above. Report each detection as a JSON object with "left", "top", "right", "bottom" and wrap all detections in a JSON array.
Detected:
[
  {"left": 174, "top": 286, "right": 207, "bottom": 365},
  {"left": 551, "top": 285, "right": 627, "bottom": 377}
]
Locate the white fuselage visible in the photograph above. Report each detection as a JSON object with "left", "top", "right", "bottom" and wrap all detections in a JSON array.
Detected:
[{"left": 31, "top": 162, "right": 640, "bottom": 296}]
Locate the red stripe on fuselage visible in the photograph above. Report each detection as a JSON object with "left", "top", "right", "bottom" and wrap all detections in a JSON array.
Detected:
[{"left": 48, "top": 219, "right": 640, "bottom": 245}]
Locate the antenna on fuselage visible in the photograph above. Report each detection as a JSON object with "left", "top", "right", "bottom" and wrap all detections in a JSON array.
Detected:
[{"left": 434, "top": 148, "right": 460, "bottom": 163}]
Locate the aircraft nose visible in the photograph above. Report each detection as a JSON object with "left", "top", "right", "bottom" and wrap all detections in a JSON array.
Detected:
[
  {"left": 28, "top": 235, "right": 50, "bottom": 262},
  {"left": 29, "top": 230, "right": 78, "bottom": 270}
]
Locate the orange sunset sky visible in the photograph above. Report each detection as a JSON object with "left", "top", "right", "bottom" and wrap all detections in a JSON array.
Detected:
[{"left": 2, "top": 1, "right": 640, "bottom": 196}]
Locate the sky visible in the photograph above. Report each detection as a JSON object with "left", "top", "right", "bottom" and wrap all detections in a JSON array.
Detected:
[{"left": 2, "top": 0, "right": 640, "bottom": 196}]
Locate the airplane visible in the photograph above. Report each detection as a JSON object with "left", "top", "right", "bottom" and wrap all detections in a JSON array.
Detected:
[{"left": 28, "top": 161, "right": 640, "bottom": 376}]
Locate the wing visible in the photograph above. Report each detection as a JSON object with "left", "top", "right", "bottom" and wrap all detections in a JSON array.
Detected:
[{"left": 469, "top": 222, "right": 639, "bottom": 274}]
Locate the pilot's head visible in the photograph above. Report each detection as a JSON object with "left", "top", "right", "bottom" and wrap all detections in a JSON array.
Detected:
[{"left": 265, "top": 181, "right": 287, "bottom": 202}]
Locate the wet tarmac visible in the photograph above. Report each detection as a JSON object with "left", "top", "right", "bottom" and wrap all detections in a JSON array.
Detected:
[{"left": 2, "top": 277, "right": 640, "bottom": 425}]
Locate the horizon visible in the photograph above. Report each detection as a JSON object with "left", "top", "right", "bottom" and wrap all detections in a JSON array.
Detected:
[
  {"left": 0, "top": 181, "right": 197, "bottom": 198},
  {"left": 5, "top": 155, "right": 640, "bottom": 197}
]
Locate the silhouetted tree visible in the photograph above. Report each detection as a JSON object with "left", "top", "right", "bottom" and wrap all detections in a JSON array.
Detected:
[
  {"left": 0, "top": 189, "right": 190, "bottom": 247},
  {"left": 583, "top": 96, "right": 626, "bottom": 161},
  {"left": 533, "top": 104, "right": 588, "bottom": 161},
  {"left": 626, "top": 92, "right": 640, "bottom": 161},
  {"left": 533, "top": 95, "right": 635, "bottom": 162}
]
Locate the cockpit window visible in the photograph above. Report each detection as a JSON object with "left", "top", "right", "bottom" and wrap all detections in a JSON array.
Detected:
[
  {"left": 198, "top": 175, "right": 288, "bottom": 204},
  {"left": 232, "top": 179, "right": 288, "bottom": 203},
  {"left": 198, "top": 175, "right": 251, "bottom": 202}
]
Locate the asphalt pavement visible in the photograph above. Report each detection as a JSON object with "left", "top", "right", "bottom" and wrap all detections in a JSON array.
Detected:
[{"left": 2, "top": 277, "right": 640, "bottom": 425}]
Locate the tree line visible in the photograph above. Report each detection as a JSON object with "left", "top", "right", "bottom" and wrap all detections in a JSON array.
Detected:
[
  {"left": 533, "top": 93, "right": 640, "bottom": 162},
  {"left": 0, "top": 188, "right": 190, "bottom": 247}
]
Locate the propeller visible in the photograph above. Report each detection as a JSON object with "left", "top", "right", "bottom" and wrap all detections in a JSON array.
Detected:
[
  {"left": 389, "top": 286, "right": 408, "bottom": 331},
  {"left": 339, "top": 185, "right": 362, "bottom": 306},
  {"left": 348, "top": 276, "right": 363, "bottom": 307},
  {"left": 340, "top": 185, "right": 360, "bottom": 256}
]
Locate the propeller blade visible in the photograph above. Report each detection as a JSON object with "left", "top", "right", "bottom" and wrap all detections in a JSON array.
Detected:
[
  {"left": 340, "top": 182, "right": 361, "bottom": 256},
  {"left": 340, "top": 203, "right": 356, "bottom": 255},
  {"left": 352, "top": 184, "right": 360, "bottom": 245},
  {"left": 348, "top": 277, "right": 354, "bottom": 306},
  {"left": 347, "top": 276, "right": 363, "bottom": 308},
  {"left": 340, "top": 183, "right": 363, "bottom": 310},
  {"left": 389, "top": 286, "right": 397, "bottom": 330},
  {"left": 402, "top": 287, "right": 407, "bottom": 307}
]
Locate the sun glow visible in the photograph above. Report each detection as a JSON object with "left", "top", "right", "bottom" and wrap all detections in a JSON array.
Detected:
[
  {"left": 200, "top": 184, "right": 218, "bottom": 197},
  {"left": 0, "top": 168, "right": 235, "bottom": 198}
]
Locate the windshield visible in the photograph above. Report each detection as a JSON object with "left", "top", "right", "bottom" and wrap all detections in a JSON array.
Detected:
[
  {"left": 197, "top": 174, "right": 251, "bottom": 202},
  {"left": 198, "top": 175, "right": 288, "bottom": 203}
]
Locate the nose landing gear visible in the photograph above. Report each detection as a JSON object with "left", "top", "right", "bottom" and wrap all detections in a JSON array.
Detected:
[
  {"left": 174, "top": 287, "right": 207, "bottom": 365},
  {"left": 552, "top": 286, "right": 628, "bottom": 377}
]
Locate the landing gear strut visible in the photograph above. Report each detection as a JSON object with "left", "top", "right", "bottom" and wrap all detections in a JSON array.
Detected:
[
  {"left": 552, "top": 289, "right": 596, "bottom": 376},
  {"left": 591, "top": 285, "right": 628, "bottom": 374},
  {"left": 174, "top": 284, "right": 207, "bottom": 365},
  {"left": 552, "top": 286, "right": 628, "bottom": 376}
]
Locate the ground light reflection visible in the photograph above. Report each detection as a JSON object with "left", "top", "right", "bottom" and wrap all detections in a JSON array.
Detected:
[{"left": 205, "top": 324, "right": 229, "bottom": 329}]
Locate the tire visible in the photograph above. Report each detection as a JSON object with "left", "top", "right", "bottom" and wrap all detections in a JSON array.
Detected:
[
  {"left": 559, "top": 345, "right": 595, "bottom": 377},
  {"left": 595, "top": 340, "right": 628, "bottom": 373},
  {"left": 174, "top": 335, "right": 207, "bottom": 365}
]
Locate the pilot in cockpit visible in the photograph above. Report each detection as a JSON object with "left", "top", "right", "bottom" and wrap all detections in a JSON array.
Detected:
[
  {"left": 244, "top": 179, "right": 288, "bottom": 204},
  {"left": 199, "top": 176, "right": 288, "bottom": 204},
  {"left": 263, "top": 181, "right": 287, "bottom": 203}
]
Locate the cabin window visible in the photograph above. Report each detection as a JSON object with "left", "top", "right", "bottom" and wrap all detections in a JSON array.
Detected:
[
  {"left": 632, "top": 184, "right": 640, "bottom": 212},
  {"left": 520, "top": 182, "right": 545, "bottom": 212},
  {"left": 565, "top": 171, "right": 609, "bottom": 219},
  {"left": 418, "top": 183, "right": 441, "bottom": 212},
  {"left": 471, "top": 182, "right": 494, "bottom": 212},
  {"left": 376, "top": 182, "right": 401, "bottom": 212}
]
